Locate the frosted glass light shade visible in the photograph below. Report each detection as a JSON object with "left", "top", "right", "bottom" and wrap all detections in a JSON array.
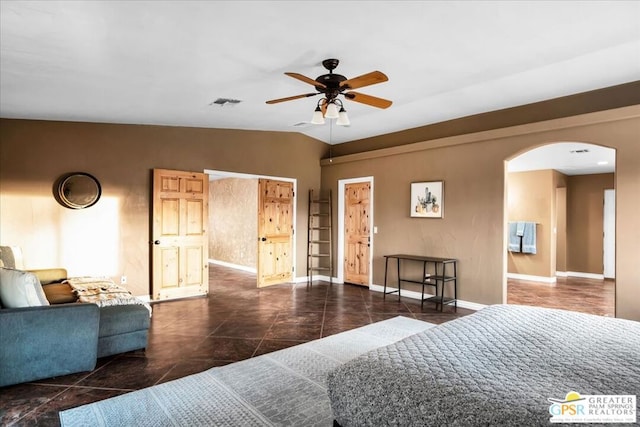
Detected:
[
  {"left": 325, "top": 102, "right": 339, "bottom": 119},
  {"left": 336, "top": 108, "right": 350, "bottom": 126},
  {"left": 311, "top": 108, "right": 325, "bottom": 124}
]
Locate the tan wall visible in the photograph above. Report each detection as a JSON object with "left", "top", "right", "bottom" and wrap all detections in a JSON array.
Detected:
[
  {"left": 507, "top": 170, "right": 610, "bottom": 277},
  {"left": 0, "top": 119, "right": 326, "bottom": 297},
  {"left": 321, "top": 107, "right": 640, "bottom": 320},
  {"left": 555, "top": 186, "right": 567, "bottom": 273},
  {"left": 209, "top": 178, "right": 258, "bottom": 269},
  {"left": 507, "top": 170, "right": 554, "bottom": 278},
  {"left": 567, "top": 173, "right": 615, "bottom": 274},
  {"left": 551, "top": 171, "right": 568, "bottom": 275},
  {"left": 506, "top": 169, "right": 569, "bottom": 278},
  {"left": 1, "top": 109, "right": 638, "bottom": 320},
  {"left": 324, "top": 140, "right": 507, "bottom": 305}
]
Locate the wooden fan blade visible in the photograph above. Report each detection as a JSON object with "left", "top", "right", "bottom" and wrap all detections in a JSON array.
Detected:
[
  {"left": 266, "top": 93, "right": 319, "bottom": 104},
  {"left": 340, "top": 71, "right": 388, "bottom": 90},
  {"left": 285, "top": 72, "right": 326, "bottom": 88},
  {"left": 344, "top": 91, "right": 393, "bottom": 109}
]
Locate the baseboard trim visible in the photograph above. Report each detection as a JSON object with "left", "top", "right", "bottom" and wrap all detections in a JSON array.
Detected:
[
  {"left": 290, "top": 279, "right": 484, "bottom": 311},
  {"left": 513, "top": 271, "right": 606, "bottom": 281},
  {"left": 566, "top": 271, "right": 605, "bottom": 280},
  {"left": 507, "top": 273, "right": 557, "bottom": 283},
  {"left": 209, "top": 259, "right": 257, "bottom": 274},
  {"left": 369, "top": 284, "right": 485, "bottom": 311}
]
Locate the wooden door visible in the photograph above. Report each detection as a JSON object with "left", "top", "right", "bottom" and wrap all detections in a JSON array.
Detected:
[
  {"left": 257, "top": 179, "right": 293, "bottom": 287},
  {"left": 152, "top": 169, "right": 209, "bottom": 300},
  {"left": 344, "top": 182, "right": 371, "bottom": 286}
]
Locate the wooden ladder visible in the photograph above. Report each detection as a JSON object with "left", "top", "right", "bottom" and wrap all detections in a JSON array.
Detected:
[{"left": 307, "top": 189, "right": 333, "bottom": 286}]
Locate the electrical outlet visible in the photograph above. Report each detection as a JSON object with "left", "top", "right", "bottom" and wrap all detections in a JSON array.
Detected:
[{"left": 121, "top": 275, "right": 127, "bottom": 285}]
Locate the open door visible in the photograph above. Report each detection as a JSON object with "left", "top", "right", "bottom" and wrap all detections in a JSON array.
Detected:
[
  {"left": 257, "top": 178, "right": 293, "bottom": 287},
  {"left": 152, "top": 169, "right": 209, "bottom": 300},
  {"left": 344, "top": 181, "right": 371, "bottom": 286}
]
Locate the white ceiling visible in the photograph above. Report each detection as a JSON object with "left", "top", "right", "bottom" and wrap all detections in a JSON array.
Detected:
[
  {"left": 1, "top": 1, "right": 638, "bottom": 172},
  {"left": 508, "top": 142, "right": 616, "bottom": 175}
]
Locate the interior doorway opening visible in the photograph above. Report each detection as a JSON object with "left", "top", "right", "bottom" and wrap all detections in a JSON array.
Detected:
[
  {"left": 204, "top": 169, "right": 297, "bottom": 287},
  {"left": 504, "top": 142, "right": 616, "bottom": 317}
]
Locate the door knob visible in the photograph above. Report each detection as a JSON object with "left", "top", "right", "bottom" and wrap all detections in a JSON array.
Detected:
[
  {"left": 261, "top": 237, "right": 267, "bottom": 241},
  {"left": 154, "top": 240, "right": 161, "bottom": 245}
]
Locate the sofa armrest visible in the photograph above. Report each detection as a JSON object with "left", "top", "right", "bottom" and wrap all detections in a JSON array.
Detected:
[
  {"left": 27, "top": 268, "right": 68, "bottom": 285},
  {"left": 0, "top": 303, "right": 99, "bottom": 387}
]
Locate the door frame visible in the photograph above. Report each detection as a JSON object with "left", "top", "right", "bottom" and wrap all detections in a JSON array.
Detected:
[
  {"left": 204, "top": 169, "right": 297, "bottom": 280},
  {"left": 603, "top": 189, "right": 615, "bottom": 279},
  {"left": 337, "top": 176, "right": 374, "bottom": 285}
]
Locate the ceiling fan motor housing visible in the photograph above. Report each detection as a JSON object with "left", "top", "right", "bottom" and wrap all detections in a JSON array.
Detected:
[
  {"left": 315, "top": 73, "right": 347, "bottom": 100},
  {"left": 315, "top": 58, "right": 347, "bottom": 100}
]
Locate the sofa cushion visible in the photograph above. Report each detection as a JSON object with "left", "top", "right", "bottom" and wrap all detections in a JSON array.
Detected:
[
  {"left": 0, "top": 267, "right": 50, "bottom": 307},
  {"left": 0, "top": 303, "right": 99, "bottom": 387},
  {"left": 43, "top": 283, "right": 77, "bottom": 304},
  {"left": 30, "top": 268, "right": 68, "bottom": 285},
  {"left": 97, "top": 305, "right": 150, "bottom": 358},
  {"left": 98, "top": 305, "right": 151, "bottom": 337}
]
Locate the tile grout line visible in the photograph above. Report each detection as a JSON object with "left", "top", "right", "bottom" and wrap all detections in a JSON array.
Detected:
[
  {"left": 12, "top": 385, "right": 72, "bottom": 425},
  {"left": 250, "top": 309, "right": 279, "bottom": 358},
  {"left": 361, "top": 286, "right": 374, "bottom": 324},
  {"left": 319, "top": 279, "right": 330, "bottom": 338}
]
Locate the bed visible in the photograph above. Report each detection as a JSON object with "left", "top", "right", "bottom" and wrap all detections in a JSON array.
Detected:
[{"left": 327, "top": 304, "right": 640, "bottom": 426}]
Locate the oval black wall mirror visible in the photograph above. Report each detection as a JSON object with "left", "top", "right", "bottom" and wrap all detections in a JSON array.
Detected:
[{"left": 54, "top": 172, "right": 102, "bottom": 209}]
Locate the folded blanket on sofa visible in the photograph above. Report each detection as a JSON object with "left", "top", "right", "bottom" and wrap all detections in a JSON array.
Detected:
[{"left": 63, "top": 277, "right": 152, "bottom": 316}]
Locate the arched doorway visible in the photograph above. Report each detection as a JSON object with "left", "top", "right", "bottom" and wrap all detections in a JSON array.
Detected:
[{"left": 505, "top": 142, "right": 615, "bottom": 316}]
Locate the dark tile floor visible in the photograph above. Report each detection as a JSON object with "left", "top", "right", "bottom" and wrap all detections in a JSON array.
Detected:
[
  {"left": 1, "top": 265, "right": 472, "bottom": 426},
  {"left": 507, "top": 276, "right": 615, "bottom": 317}
]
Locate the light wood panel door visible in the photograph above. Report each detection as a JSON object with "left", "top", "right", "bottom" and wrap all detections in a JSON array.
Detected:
[
  {"left": 344, "top": 182, "right": 371, "bottom": 286},
  {"left": 257, "top": 179, "right": 293, "bottom": 287},
  {"left": 152, "top": 169, "right": 209, "bottom": 300}
]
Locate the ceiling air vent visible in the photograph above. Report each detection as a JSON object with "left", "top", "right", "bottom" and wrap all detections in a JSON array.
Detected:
[
  {"left": 292, "top": 122, "right": 311, "bottom": 128},
  {"left": 210, "top": 98, "right": 242, "bottom": 106},
  {"left": 570, "top": 149, "right": 590, "bottom": 154}
]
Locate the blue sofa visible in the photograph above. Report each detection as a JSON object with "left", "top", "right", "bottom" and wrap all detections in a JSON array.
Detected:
[{"left": 0, "top": 265, "right": 150, "bottom": 387}]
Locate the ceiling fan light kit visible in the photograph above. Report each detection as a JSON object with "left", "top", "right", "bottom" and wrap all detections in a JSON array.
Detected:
[
  {"left": 311, "top": 106, "right": 325, "bottom": 125},
  {"left": 336, "top": 106, "right": 350, "bottom": 126},
  {"left": 324, "top": 101, "right": 340, "bottom": 119},
  {"left": 266, "top": 58, "right": 391, "bottom": 126}
]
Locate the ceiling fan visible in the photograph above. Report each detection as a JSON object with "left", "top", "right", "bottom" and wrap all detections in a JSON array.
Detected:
[{"left": 266, "top": 59, "right": 392, "bottom": 125}]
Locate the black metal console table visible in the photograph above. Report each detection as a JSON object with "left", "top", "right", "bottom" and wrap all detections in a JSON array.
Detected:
[{"left": 383, "top": 254, "right": 458, "bottom": 311}]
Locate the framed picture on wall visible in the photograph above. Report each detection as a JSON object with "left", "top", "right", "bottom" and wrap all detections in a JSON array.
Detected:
[{"left": 410, "top": 181, "right": 444, "bottom": 218}]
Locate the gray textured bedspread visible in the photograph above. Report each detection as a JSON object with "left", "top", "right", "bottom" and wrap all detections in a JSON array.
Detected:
[{"left": 327, "top": 304, "right": 640, "bottom": 426}]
